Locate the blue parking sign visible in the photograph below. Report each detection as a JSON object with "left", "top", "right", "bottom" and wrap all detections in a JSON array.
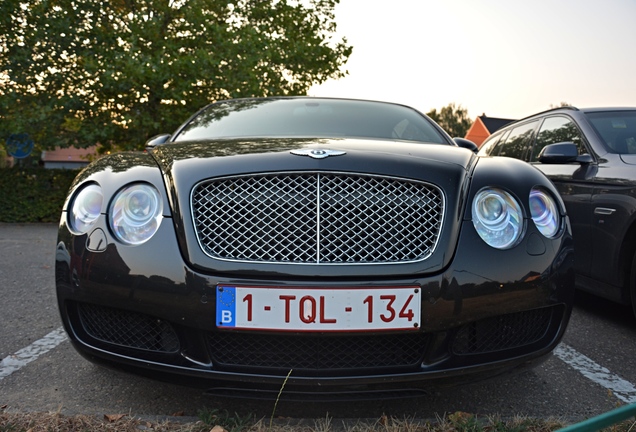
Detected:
[{"left": 6, "top": 133, "right": 34, "bottom": 159}]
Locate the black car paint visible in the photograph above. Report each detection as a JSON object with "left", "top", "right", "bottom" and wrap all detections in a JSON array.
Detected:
[{"left": 55, "top": 98, "right": 575, "bottom": 397}]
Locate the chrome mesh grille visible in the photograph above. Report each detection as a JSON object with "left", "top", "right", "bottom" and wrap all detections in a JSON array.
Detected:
[{"left": 191, "top": 172, "right": 444, "bottom": 264}]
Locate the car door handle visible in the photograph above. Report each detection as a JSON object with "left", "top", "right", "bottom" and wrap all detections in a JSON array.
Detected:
[{"left": 594, "top": 207, "right": 617, "bottom": 215}]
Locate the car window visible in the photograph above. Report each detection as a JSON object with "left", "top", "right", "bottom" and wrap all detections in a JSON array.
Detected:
[
  {"left": 478, "top": 132, "right": 503, "bottom": 155},
  {"left": 585, "top": 110, "right": 636, "bottom": 154},
  {"left": 530, "top": 116, "right": 585, "bottom": 162},
  {"left": 498, "top": 121, "right": 539, "bottom": 161},
  {"left": 174, "top": 99, "right": 450, "bottom": 144},
  {"left": 488, "top": 130, "right": 511, "bottom": 156}
]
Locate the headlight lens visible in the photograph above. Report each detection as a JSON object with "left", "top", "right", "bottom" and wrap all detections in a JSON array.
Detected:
[
  {"left": 472, "top": 188, "right": 524, "bottom": 249},
  {"left": 529, "top": 187, "right": 561, "bottom": 238},
  {"left": 69, "top": 183, "right": 103, "bottom": 233},
  {"left": 109, "top": 183, "right": 163, "bottom": 245}
]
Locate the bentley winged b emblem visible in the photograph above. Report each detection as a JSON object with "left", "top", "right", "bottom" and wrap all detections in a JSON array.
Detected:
[{"left": 290, "top": 149, "right": 346, "bottom": 159}]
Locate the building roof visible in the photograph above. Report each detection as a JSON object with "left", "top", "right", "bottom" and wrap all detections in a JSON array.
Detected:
[
  {"left": 479, "top": 116, "right": 515, "bottom": 134},
  {"left": 464, "top": 115, "right": 516, "bottom": 147}
]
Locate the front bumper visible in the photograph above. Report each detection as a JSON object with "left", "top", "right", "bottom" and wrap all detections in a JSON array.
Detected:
[{"left": 55, "top": 214, "right": 574, "bottom": 398}]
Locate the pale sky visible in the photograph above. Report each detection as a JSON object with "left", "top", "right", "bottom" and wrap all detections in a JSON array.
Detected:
[{"left": 309, "top": 0, "right": 636, "bottom": 121}]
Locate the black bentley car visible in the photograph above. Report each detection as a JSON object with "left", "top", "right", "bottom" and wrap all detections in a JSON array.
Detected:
[{"left": 56, "top": 97, "right": 574, "bottom": 398}]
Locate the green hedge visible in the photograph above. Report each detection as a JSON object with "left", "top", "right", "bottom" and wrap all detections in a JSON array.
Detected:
[{"left": 0, "top": 168, "right": 79, "bottom": 222}]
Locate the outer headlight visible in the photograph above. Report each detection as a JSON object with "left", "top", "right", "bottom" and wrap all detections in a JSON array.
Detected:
[
  {"left": 529, "top": 187, "right": 561, "bottom": 238},
  {"left": 69, "top": 183, "right": 103, "bottom": 234},
  {"left": 472, "top": 188, "right": 524, "bottom": 249},
  {"left": 109, "top": 183, "right": 163, "bottom": 245}
]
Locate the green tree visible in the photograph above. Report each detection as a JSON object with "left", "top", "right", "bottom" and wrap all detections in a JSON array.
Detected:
[
  {"left": 0, "top": 0, "right": 352, "bottom": 151},
  {"left": 426, "top": 103, "right": 472, "bottom": 138}
]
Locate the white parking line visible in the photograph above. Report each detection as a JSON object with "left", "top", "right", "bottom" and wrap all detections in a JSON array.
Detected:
[
  {"left": 555, "top": 343, "right": 636, "bottom": 403},
  {"left": 0, "top": 327, "right": 67, "bottom": 380}
]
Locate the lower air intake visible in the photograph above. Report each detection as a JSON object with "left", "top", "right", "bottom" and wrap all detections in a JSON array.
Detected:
[{"left": 77, "top": 303, "right": 180, "bottom": 353}]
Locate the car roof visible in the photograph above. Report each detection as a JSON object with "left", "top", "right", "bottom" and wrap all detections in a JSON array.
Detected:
[
  {"left": 213, "top": 96, "right": 422, "bottom": 112},
  {"left": 578, "top": 107, "right": 636, "bottom": 113},
  {"left": 503, "top": 106, "right": 636, "bottom": 128}
]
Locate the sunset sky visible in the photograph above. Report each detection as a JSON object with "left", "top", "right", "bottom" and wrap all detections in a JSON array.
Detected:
[{"left": 309, "top": 0, "right": 636, "bottom": 121}]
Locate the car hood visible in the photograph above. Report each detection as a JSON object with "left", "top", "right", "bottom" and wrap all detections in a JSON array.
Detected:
[
  {"left": 620, "top": 154, "right": 636, "bottom": 165},
  {"left": 150, "top": 137, "right": 477, "bottom": 278},
  {"left": 151, "top": 137, "right": 475, "bottom": 171}
]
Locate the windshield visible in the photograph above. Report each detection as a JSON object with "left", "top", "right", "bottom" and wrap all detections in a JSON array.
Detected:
[
  {"left": 173, "top": 98, "right": 449, "bottom": 144},
  {"left": 585, "top": 110, "right": 636, "bottom": 154}
]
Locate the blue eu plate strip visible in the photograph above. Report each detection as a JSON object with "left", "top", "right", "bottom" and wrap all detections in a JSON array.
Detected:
[{"left": 216, "top": 286, "right": 236, "bottom": 327}]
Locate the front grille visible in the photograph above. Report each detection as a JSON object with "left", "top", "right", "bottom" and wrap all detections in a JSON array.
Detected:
[
  {"left": 77, "top": 303, "right": 180, "bottom": 353},
  {"left": 209, "top": 332, "right": 429, "bottom": 371},
  {"left": 191, "top": 172, "right": 444, "bottom": 264},
  {"left": 452, "top": 307, "right": 555, "bottom": 355}
]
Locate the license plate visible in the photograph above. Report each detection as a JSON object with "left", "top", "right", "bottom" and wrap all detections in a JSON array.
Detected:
[{"left": 216, "top": 285, "right": 421, "bottom": 331}]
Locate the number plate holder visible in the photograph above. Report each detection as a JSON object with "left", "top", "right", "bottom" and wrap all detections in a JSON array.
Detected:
[{"left": 216, "top": 285, "right": 421, "bottom": 332}]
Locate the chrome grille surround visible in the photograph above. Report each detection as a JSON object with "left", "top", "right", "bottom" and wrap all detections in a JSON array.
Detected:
[{"left": 191, "top": 172, "right": 445, "bottom": 265}]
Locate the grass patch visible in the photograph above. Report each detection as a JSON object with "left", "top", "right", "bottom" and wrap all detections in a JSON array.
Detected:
[
  {"left": 197, "top": 408, "right": 255, "bottom": 432},
  {"left": 2, "top": 408, "right": 636, "bottom": 432},
  {"left": 0, "top": 409, "right": 577, "bottom": 432}
]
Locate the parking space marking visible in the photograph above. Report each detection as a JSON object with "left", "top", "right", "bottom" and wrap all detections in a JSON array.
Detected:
[
  {"left": 555, "top": 343, "right": 636, "bottom": 403},
  {"left": 0, "top": 327, "right": 67, "bottom": 380}
]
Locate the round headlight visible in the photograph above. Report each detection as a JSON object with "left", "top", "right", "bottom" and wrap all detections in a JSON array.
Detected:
[
  {"left": 69, "top": 183, "right": 103, "bottom": 233},
  {"left": 472, "top": 188, "right": 524, "bottom": 249},
  {"left": 110, "top": 183, "right": 163, "bottom": 245},
  {"left": 529, "top": 187, "right": 560, "bottom": 238}
]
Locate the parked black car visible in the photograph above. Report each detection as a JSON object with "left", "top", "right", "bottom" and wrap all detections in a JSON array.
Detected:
[
  {"left": 55, "top": 97, "right": 574, "bottom": 399},
  {"left": 478, "top": 106, "right": 636, "bottom": 318}
]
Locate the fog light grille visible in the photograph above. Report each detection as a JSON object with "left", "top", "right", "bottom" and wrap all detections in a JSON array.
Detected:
[
  {"left": 192, "top": 172, "right": 444, "bottom": 264},
  {"left": 452, "top": 307, "right": 554, "bottom": 355},
  {"left": 78, "top": 303, "right": 179, "bottom": 353}
]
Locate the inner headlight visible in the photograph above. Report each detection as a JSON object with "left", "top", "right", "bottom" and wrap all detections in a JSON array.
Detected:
[
  {"left": 529, "top": 187, "right": 561, "bottom": 238},
  {"left": 109, "top": 183, "right": 163, "bottom": 245},
  {"left": 472, "top": 188, "right": 524, "bottom": 249},
  {"left": 69, "top": 183, "right": 103, "bottom": 234}
]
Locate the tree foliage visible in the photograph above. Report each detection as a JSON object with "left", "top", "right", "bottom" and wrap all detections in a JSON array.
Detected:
[
  {"left": 0, "top": 0, "right": 352, "bottom": 151},
  {"left": 550, "top": 101, "right": 572, "bottom": 108},
  {"left": 426, "top": 103, "right": 472, "bottom": 138}
]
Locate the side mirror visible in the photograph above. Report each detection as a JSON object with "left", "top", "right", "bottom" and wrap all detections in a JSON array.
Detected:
[
  {"left": 538, "top": 142, "right": 593, "bottom": 164},
  {"left": 453, "top": 137, "right": 479, "bottom": 153},
  {"left": 145, "top": 133, "right": 171, "bottom": 149}
]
